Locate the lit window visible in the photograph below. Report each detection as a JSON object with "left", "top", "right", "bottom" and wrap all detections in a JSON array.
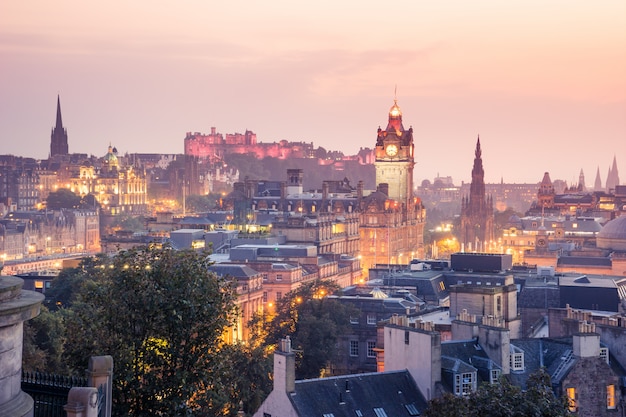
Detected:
[
  {"left": 367, "top": 314, "right": 377, "bottom": 325},
  {"left": 607, "top": 384, "right": 616, "bottom": 409},
  {"left": 367, "top": 341, "right": 376, "bottom": 358},
  {"left": 567, "top": 387, "right": 577, "bottom": 412},
  {"left": 34, "top": 280, "right": 44, "bottom": 289},
  {"left": 350, "top": 340, "right": 359, "bottom": 357}
]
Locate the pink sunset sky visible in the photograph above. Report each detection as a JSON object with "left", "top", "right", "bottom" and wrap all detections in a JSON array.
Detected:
[{"left": 1, "top": 1, "right": 624, "bottom": 185}]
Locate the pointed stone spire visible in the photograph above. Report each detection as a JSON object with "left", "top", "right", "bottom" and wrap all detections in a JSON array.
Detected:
[
  {"left": 50, "top": 94, "right": 69, "bottom": 157},
  {"left": 608, "top": 155, "right": 620, "bottom": 191},
  {"left": 594, "top": 166, "right": 602, "bottom": 191},
  {"left": 605, "top": 156, "right": 620, "bottom": 193},
  {"left": 55, "top": 94, "right": 63, "bottom": 129},
  {"left": 578, "top": 169, "right": 585, "bottom": 192}
]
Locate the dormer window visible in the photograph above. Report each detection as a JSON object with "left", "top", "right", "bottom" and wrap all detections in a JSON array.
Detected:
[
  {"left": 490, "top": 369, "right": 501, "bottom": 383},
  {"left": 510, "top": 352, "right": 524, "bottom": 371},
  {"left": 455, "top": 372, "right": 476, "bottom": 396}
]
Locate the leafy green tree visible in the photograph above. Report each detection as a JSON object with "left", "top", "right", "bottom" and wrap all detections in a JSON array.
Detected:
[
  {"left": 424, "top": 369, "right": 570, "bottom": 417},
  {"left": 22, "top": 306, "right": 68, "bottom": 373},
  {"left": 219, "top": 342, "right": 273, "bottom": 416},
  {"left": 46, "top": 188, "right": 82, "bottom": 210},
  {"left": 63, "top": 245, "right": 239, "bottom": 416},
  {"left": 255, "top": 280, "right": 358, "bottom": 379}
]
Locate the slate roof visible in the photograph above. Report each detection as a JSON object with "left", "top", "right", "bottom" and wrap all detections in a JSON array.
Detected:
[
  {"left": 289, "top": 370, "right": 427, "bottom": 417},
  {"left": 441, "top": 339, "right": 501, "bottom": 387},
  {"left": 208, "top": 264, "right": 260, "bottom": 280},
  {"left": 507, "top": 338, "right": 578, "bottom": 389}
]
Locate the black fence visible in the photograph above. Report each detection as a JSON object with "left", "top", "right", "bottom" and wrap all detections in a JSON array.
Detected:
[{"left": 21, "top": 371, "right": 87, "bottom": 417}]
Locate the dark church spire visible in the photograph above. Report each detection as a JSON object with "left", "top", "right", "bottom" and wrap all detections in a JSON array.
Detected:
[
  {"left": 50, "top": 95, "right": 69, "bottom": 157},
  {"left": 55, "top": 95, "right": 63, "bottom": 129},
  {"left": 460, "top": 135, "right": 495, "bottom": 250}
]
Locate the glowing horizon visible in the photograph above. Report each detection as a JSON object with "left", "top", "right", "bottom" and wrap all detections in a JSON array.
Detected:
[{"left": 1, "top": 1, "right": 624, "bottom": 184}]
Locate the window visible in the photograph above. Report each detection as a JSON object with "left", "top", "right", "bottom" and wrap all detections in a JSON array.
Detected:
[
  {"left": 263, "top": 413, "right": 271, "bottom": 417},
  {"left": 276, "top": 292, "right": 282, "bottom": 301},
  {"left": 455, "top": 372, "right": 475, "bottom": 396},
  {"left": 276, "top": 274, "right": 282, "bottom": 281},
  {"left": 567, "top": 387, "right": 577, "bottom": 412},
  {"left": 367, "top": 314, "right": 377, "bottom": 325},
  {"left": 262, "top": 292, "right": 268, "bottom": 302},
  {"left": 405, "top": 330, "right": 410, "bottom": 345},
  {"left": 496, "top": 296, "right": 501, "bottom": 314},
  {"left": 350, "top": 316, "right": 359, "bottom": 325},
  {"left": 607, "top": 384, "right": 616, "bottom": 409},
  {"left": 600, "top": 347, "right": 609, "bottom": 364},
  {"left": 367, "top": 341, "right": 376, "bottom": 358},
  {"left": 350, "top": 340, "right": 359, "bottom": 357},
  {"left": 355, "top": 411, "right": 363, "bottom": 417},
  {"left": 490, "top": 369, "right": 501, "bottom": 384},
  {"left": 262, "top": 273, "right": 268, "bottom": 281},
  {"left": 373, "top": 408, "right": 388, "bottom": 417},
  {"left": 510, "top": 352, "right": 524, "bottom": 371},
  {"left": 404, "top": 404, "right": 420, "bottom": 416}
]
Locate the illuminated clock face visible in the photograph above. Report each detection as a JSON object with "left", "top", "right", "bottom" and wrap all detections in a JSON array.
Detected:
[
  {"left": 385, "top": 144, "right": 398, "bottom": 157},
  {"left": 537, "top": 238, "right": 546, "bottom": 247}
]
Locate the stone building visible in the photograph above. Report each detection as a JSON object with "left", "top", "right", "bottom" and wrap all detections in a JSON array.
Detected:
[{"left": 359, "top": 99, "right": 426, "bottom": 271}]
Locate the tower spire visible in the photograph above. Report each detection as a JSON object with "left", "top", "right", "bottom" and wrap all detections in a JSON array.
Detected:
[
  {"left": 50, "top": 95, "right": 69, "bottom": 157},
  {"left": 55, "top": 94, "right": 63, "bottom": 129}
]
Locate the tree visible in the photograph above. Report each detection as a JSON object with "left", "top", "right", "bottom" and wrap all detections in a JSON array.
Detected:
[
  {"left": 423, "top": 369, "right": 570, "bottom": 417},
  {"left": 46, "top": 188, "right": 82, "bottom": 210},
  {"left": 254, "top": 280, "right": 358, "bottom": 379},
  {"left": 63, "top": 245, "right": 239, "bottom": 416},
  {"left": 22, "top": 306, "right": 68, "bottom": 374},
  {"left": 185, "top": 194, "right": 217, "bottom": 213},
  {"left": 218, "top": 342, "right": 273, "bottom": 416}
]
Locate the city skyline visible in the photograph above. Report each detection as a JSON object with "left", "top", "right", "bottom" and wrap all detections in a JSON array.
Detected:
[{"left": 1, "top": 1, "right": 624, "bottom": 184}]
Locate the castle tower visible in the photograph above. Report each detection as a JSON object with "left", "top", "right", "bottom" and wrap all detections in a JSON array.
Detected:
[
  {"left": 374, "top": 99, "right": 414, "bottom": 204},
  {"left": 50, "top": 95, "right": 69, "bottom": 157},
  {"left": 460, "top": 136, "right": 495, "bottom": 251}
]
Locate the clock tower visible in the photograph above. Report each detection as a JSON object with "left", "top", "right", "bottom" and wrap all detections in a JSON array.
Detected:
[{"left": 374, "top": 99, "right": 414, "bottom": 203}]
